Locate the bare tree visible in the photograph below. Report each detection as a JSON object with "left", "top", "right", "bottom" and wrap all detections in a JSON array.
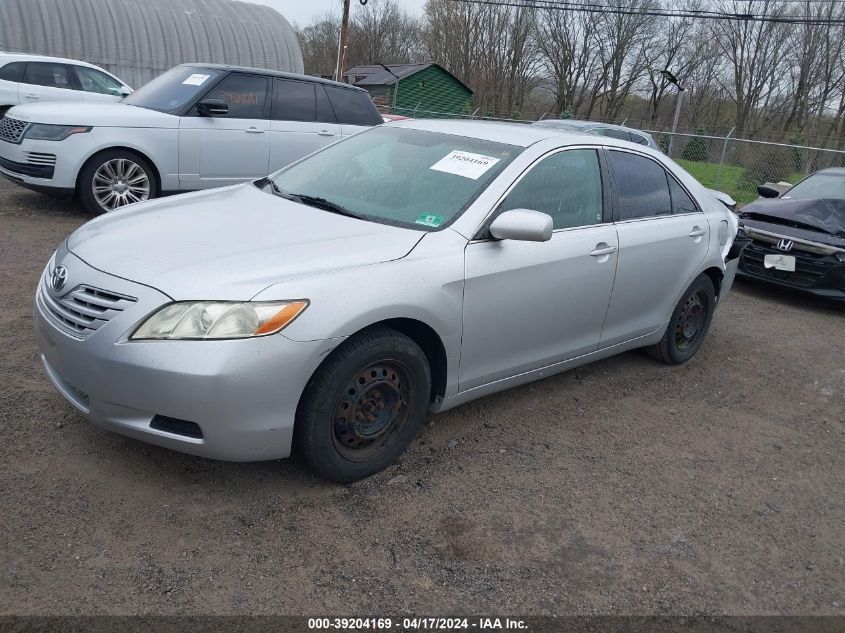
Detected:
[{"left": 348, "top": 0, "right": 422, "bottom": 66}]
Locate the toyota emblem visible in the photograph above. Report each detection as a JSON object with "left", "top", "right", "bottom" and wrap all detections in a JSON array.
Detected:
[
  {"left": 50, "top": 265, "right": 68, "bottom": 292},
  {"left": 776, "top": 239, "right": 794, "bottom": 252}
]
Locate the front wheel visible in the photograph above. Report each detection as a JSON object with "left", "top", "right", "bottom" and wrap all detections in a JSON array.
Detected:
[
  {"left": 294, "top": 327, "right": 431, "bottom": 482},
  {"left": 647, "top": 274, "right": 716, "bottom": 365},
  {"left": 78, "top": 150, "right": 157, "bottom": 215}
]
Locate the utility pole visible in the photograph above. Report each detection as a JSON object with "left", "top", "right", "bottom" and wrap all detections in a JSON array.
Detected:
[
  {"left": 335, "top": 0, "right": 352, "bottom": 82},
  {"left": 661, "top": 69, "right": 684, "bottom": 157}
]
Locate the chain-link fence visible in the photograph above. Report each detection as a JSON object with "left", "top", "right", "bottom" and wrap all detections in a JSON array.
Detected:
[{"left": 648, "top": 131, "right": 845, "bottom": 205}]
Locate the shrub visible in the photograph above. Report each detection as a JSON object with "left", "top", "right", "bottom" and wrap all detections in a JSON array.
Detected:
[{"left": 681, "top": 127, "right": 709, "bottom": 161}]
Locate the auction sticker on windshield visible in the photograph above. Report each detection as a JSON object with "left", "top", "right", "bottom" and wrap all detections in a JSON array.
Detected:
[
  {"left": 183, "top": 73, "right": 211, "bottom": 86},
  {"left": 430, "top": 150, "right": 501, "bottom": 180}
]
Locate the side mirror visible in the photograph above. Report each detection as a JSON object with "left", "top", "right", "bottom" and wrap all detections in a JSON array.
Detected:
[
  {"left": 118, "top": 86, "right": 133, "bottom": 97},
  {"left": 757, "top": 184, "right": 781, "bottom": 198},
  {"left": 489, "top": 209, "right": 553, "bottom": 242},
  {"left": 196, "top": 98, "right": 229, "bottom": 117}
]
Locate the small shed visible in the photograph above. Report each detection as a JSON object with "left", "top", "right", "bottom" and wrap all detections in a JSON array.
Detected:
[{"left": 345, "top": 63, "right": 472, "bottom": 117}]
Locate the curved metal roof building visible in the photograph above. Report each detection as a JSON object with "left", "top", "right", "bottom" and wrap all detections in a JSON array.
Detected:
[{"left": 0, "top": 0, "right": 303, "bottom": 88}]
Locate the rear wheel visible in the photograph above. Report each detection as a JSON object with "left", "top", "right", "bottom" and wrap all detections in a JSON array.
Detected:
[
  {"left": 647, "top": 274, "right": 716, "bottom": 365},
  {"left": 78, "top": 149, "right": 157, "bottom": 215},
  {"left": 294, "top": 327, "right": 431, "bottom": 482}
]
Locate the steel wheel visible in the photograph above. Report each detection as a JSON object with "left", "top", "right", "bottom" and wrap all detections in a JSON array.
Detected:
[
  {"left": 674, "top": 288, "right": 709, "bottom": 352},
  {"left": 92, "top": 158, "right": 150, "bottom": 210},
  {"left": 331, "top": 360, "right": 413, "bottom": 463}
]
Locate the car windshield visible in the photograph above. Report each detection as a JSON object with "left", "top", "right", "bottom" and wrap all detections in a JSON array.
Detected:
[
  {"left": 267, "top": 126, "right": 523, "bottom": 230},
  {"left": 123, "top": 66, "right": 223, "bottom": 114},
  {"left": 783, "top": 172, "right": 845, "bottom": 200}
]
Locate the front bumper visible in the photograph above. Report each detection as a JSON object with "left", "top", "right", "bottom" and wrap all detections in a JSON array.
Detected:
[
  {"left": 737, "top": 240, "right": 845, "bottom": 301},
  {"left": 0, "top": 126, "right": 95, "bottom": 194},
  {"left": 34, "top": 252, "right": 341, "bottom": 461}
]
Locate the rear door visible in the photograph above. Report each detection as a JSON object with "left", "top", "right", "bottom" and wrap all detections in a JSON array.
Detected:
[
  {"left": 599, "top": 149, "right": 710, "bottom": 348},
  {"left": 178, "top": 72, "right": 271, "bottom": 189},
  {"left": 460, "top": 148, "right": 618, "bottom": 390},
  {"left": 324, "top": 85, "right": 381, "bottom": 137},
  {"left": 268, "top": 79, "right": 341, "bottom": 172},
  {"left": 19, "top": 62, "right": 83, "bottom": 105}
]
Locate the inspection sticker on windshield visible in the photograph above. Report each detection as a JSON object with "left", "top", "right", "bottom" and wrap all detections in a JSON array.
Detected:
[
  {"left": 183, "top": 73, "right": 211, "bottom": 86},
  {"left": 415, "top": 213, "right": 443, "bottom": 228},
  {"left": 430, "top": 150, "right": 500, "bottom": 180}
]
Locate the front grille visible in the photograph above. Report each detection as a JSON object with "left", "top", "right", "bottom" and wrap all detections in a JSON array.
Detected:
[
  {"left": 0, "top": 115, "right": 29, "bottom": 143},
  {"left": 26, "top": 152, "right": 56, "bottom": 167},
  {"left": 741, "top": 239, "right": 831, "bottom": 287},
  {"left": 37, "top": 275, "right": 137, "bottom": 339}
]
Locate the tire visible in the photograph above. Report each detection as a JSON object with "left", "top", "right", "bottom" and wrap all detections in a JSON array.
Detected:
[
  {"left": 77, "top": 149, "right": 157, "bottom": 215},
  {"left": 647, "top": 274, "right": 716, "bottom": 365},
  {"left": 294, "top": 327, "right": 431, "bottom": 483}
]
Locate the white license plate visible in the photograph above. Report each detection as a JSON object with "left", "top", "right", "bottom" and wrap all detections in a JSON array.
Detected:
[{"left": 763, "top": 254, "right": 796, "bottom": 272}]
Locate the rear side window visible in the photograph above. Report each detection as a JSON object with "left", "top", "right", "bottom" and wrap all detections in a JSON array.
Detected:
[
  {"left": 608, "top": 151, "right": 672, "bottom": 220},
  {"left": 316, "top": 86, "right": 336, "bottom": 123},
  {"left": 325, "top": 86, "right": 380, "bottom": 126},
  {"left": 0, "top": 62, "right": 25, "bottom": 82},
  {"left": 500, "top": 149, "right": 604, "bottom": 229},
  {"left": 597, "top": 128, "right": 632, "bottom": 142},
  {"left": 23, "top": 63, "right": 76, "bottom": 89},
  {"left": 668, "top": 175, "right": 698, "bottom": 214},
  {"left": 273, "top": 78, "right": 315, "bottom": 122},
  {"left": 203, "top": 73, "right": 269, "bottom": 119},
  {"left": 631, "top": 133, "right": 649, "bottom": 146}
]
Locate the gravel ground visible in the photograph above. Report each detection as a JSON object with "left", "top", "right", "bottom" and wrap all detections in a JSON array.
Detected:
[{"left": 1, "top": 181, "right": 843, "bottom": 616}]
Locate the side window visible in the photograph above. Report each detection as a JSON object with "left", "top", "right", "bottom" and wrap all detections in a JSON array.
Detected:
[
  {"left": 668, "top": 175, "right": 699, "bottom": 214},
  {"left": 73, "top": 66, "right": 124, "bottom": 96},
  {"left": 499, "top": 149, "right": 604, "bottom": 229},
  {"left": 316, "top": 86, "right": 337, "bottom": 123},
  {"left": 23, "top": 63, "right": 76, "bottom": 89},
  {"left": 631, "top": 133, "right": 649, "bottom": 146},
  {"left": 324, "top": 86, "right": 380, "bottom": 126},
  {"left": 602, "top": 128, "right": 633, "bottom": 142},
  {"left": 608, "top": 151, "right": 672, "bottom": 220},
  {"left": 0, "top": 62, "right": 25, "bottom": 83},
  {"left": 202, "top": 74, "right": 269, "bottom": 119},
  {"left": 272, "top": 78, "right": 315, "bottom": 122}
]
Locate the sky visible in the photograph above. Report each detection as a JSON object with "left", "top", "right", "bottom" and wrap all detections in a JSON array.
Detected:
[{"left": 249, "top": 0, "right": 424, "bottom": 28}]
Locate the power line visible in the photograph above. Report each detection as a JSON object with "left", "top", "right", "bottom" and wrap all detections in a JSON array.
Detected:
[{"left": 447, "top": 0, "right": 845, "bottom": 24}]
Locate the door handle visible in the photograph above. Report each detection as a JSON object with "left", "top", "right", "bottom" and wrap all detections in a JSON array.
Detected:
[
  {"left": 245, "top": 127, "right": 265, "bottom": 134},
  {"left": 689, "top": 227, "right": 706, "bottom": 238},
  {"left": 318, "top": 130, "right": 335, "bottom": 137},
  {"left": 24, "top": 93, "right": 39, "bottom": 99},
  {"left": 590, "top": 244, "right": 618, "bottom": 257}
]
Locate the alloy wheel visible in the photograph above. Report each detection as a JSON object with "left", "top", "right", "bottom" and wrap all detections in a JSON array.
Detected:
[{"left": 92, "top": 158, "right": 150, "bottom": 211}]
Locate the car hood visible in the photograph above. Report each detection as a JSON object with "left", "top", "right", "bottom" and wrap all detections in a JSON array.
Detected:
[
  {"left": 739, "top": 198, "right": 845, "bottom": 247},
  {"left": 66, "top": 184, "right": 426, "bottom": 300},
  {"left": 8, "top": 102, "right": 177, "bottom": 128}
]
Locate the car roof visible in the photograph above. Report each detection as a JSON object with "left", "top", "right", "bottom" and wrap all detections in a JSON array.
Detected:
[
  {"left": 180, "top": 63, "right": 369, "bottom": 93},
  {"left": 0, "top": 51, "right": 106, "bottom": 71},
  {"left": 815, "top": 167, "right": 845, "bottom": 177},
  {"left": 388, "top": 118, "right": 657, "bottom": 151},
  {"left": 536, "top": 118, "right": 653, "bottom": 137}
]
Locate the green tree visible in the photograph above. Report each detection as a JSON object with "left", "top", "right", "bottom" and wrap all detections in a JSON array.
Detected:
[{"left": 681, "top": 128, "right": 709, "bottom": 162}]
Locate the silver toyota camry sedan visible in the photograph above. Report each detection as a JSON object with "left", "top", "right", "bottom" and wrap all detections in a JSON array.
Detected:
[{"left": 35, "top": 120, "right": 740, "bottom": 482}]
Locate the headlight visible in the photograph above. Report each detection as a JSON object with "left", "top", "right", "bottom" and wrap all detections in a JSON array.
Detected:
[
  {"left": 24, "top": 124, "right": 92, "bottom": 141},
  {"left": 131, "top": 300, "right": 309, "bottom": 340}
]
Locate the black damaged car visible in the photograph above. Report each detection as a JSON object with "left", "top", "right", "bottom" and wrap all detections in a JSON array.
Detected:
[{"left": 736, "top": 168, "right": 845, "bottom": 301}]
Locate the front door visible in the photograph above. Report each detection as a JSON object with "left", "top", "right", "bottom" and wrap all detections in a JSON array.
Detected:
[
  {"left": 19, "top": 62, "right": 83, "bottom": 105},
  {"left": 178, "top": 73, "right": 271, "bottom": 190},
  {"left": 460, "top": 148, "right": 618, "bottom": 391}
]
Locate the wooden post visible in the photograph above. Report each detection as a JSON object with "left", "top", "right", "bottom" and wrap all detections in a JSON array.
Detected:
[{"left": 335, "top": 0, "right": 351, "bottom": 82}]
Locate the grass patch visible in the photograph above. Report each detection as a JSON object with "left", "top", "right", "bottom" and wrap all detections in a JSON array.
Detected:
[{"left": 675, "top": 159, "right": 804, "bottom": 206}]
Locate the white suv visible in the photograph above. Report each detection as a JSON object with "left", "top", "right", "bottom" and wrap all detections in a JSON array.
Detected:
[
  {"left": 0, "top": 52, "right": 132, "bottom": 117},
  {"left": 0, "top": 64, "right": 383, "bottom": 214}
]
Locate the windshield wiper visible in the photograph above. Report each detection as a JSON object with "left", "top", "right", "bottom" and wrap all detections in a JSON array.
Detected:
[
  {"left": 257, "top": 180, "right": 365, "bottom": 220},
  {"left": 287, "top": 193, "right": 365, "bottom": 220}
]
